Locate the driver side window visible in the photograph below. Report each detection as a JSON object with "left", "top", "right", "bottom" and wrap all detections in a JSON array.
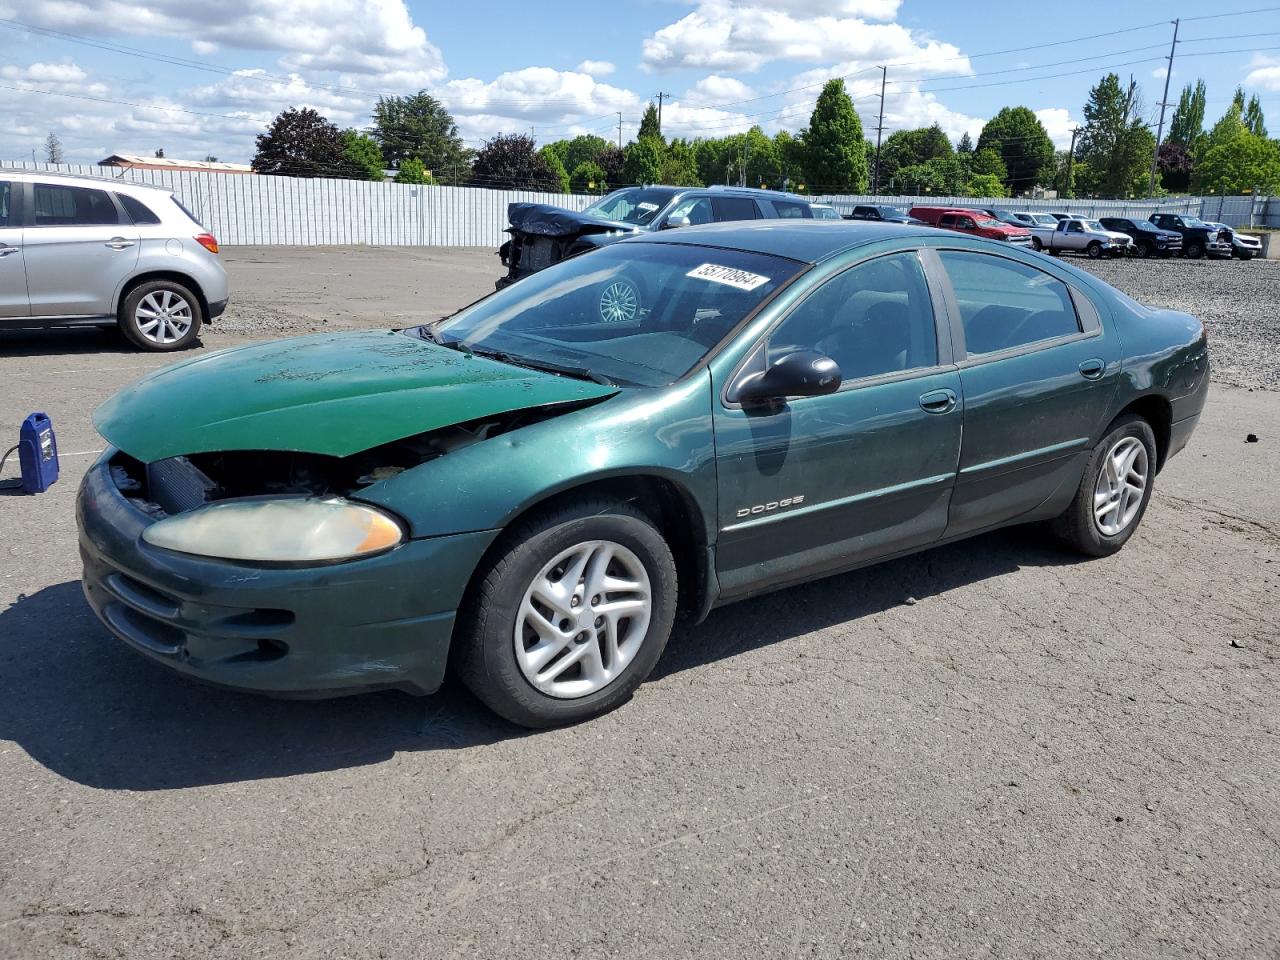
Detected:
[
  {"left": 665, "top": 196, "right": 713, "bottom": 226},
  {"left": 766, "top": 252, "right": 939, "bottom": 383}
]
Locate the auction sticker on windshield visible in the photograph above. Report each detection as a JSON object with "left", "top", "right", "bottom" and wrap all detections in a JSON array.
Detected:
[
  {"left": 637, "top": 202, "right": 660, "bottom": 212},
  {"left": 686, "top": 263, "right": 771, "bottom": 291}
]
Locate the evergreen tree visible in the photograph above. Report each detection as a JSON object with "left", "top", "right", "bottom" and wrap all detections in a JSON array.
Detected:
[
  {"left": 1077, "top": 74, "right": 1154, "bottom": 197},
  {"left": 975, "top": 106, "right": 1055, "bottom": 194},
  {"left": 1244, "top": 94, "right": 1267, "bottom": 138},
  {"left": 803, "top": 79, "right": 868, "bottom": 192},
  {"left": 1166, "top": 80, "right": 1207, "bottom": 147},
  {"left": 622, "top": 136, "right": 664, "bottom": 185},
  {"left": 638, "top": 103, "right": 663, "bottom": 143},
  {"left": 957, "top": 132, "right": 974, "bottom": 153},
  {"left": 372, "top": 92, "right": 470, "bottom": 184}
]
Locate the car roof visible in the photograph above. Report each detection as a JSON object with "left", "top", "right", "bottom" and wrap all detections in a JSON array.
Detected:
[
  {"left": 3, "top": 169, "right": 172, "bottom": 196},
  {"left": 627, "top": 219, "right": 935, "bottom": 264}
]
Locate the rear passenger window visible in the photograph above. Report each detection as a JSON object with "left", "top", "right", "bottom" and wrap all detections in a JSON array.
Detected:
[
  {"left": 767, "top": 252, "right": 938, "bottom": 381},
  {"left": 939, "top": 252, "right": 1081, "bottom": 356},
  {"left": 33, "top": 184, "right": 119, "bottom": 226},
  {"left": 772, "top": 200, "right": 812, "bottom": 219},
  {"left": 0, "top": 182, "right": 9, "bottom": 227},
  {"left": 118, "top": 194, "right": 161, "bottom": 225},
  {"left": 711, "top": 197, "right": 761, "bottom": 221}
]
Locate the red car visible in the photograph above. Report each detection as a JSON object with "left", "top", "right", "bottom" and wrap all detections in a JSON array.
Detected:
[{"left": 908, "top": 207, "right": 1033, "bottom": 246}]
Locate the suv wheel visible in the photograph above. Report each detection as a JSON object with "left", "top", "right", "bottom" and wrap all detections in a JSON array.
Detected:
[
  {"left": 455, "top": 499, "right": 678, "bottom": 727},
  {"left": 1136, "top": 239, "right": 1153, "bottom": 258},
  {"left": 120, "top": 280, "right": 203, "bottom": 351},
  {"left": 1185, "top": 239, "right": 1205, "bottom": 259}
]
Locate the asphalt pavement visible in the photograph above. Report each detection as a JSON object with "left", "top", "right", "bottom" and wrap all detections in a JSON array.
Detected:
[{"left": 1, "top": 247, "right": 1277, "bottom": 959}]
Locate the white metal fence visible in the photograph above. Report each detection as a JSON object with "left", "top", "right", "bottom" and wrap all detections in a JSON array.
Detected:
[{"left": 3, "top": 161, "right": 1276, "bottom": 245}]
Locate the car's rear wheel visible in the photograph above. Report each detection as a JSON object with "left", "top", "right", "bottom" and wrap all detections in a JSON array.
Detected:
[
  {"left": 1185, "top": 239, "right": 1205, "bottom": 259},
  {"left": 455, "top": 499, "right": 677, "bottom": 727},
  {"left": 1086, "top": 241, "right": 1103, "bottom": 259},
  {"left": 120, "top": 280, "right": 202, "bottom": 351},
  {"left": 1237, "top": 251, "right": 1253, "bottom": 261},
  {"left": 1050, "top": 414, "right": 1156, "bottom": 558}
]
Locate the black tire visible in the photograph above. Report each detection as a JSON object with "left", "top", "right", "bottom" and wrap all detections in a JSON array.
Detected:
[
  {"left": 1158, "top": 249, "right": 1174, "bottom": 259},
  {"left": 1048, "top": 248, "right": 1062, "bottom": 257},
  {"left": 455, "top": 499, "right": 678, "bottom": 728},
  {"left": 119, "top": 279, "right": 203, "bottom": 351},
  {"left": 1031, "top": 237, "right": 1043, "bottom": 252},
  {"left": 1137, "top": 239, "right": 1153, "bottom": 259},
  {"left": 1050, "top": 414, "right": 1158, "bottom": 558},
  {"left": 1238, "top": 251, "right": 1253, "bottom": 261},
  {"left": 1086, "top": 241, "right": 1103, "bottom": 260},
  {"left": 1185, "top": 239, "right": 1205, "bottom": 259}
]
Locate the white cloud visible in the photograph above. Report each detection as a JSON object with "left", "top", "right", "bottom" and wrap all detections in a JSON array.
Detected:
[
  {"left": 1034, "top": 107, "right": 1078, "bottom": 150},
  {"left": 575, "top": 60, "right": 615, "bottom": 77},
  {"left": 186, "top": 70, "right": 366, "bottom": 125},
  {"left": 681, "top": 75, "right": 758, "bottom": 107},
  {"left": 1244, "top": 54, "right": 1280, "bottom": 92},
  {"left": 642, "top": 1, "right": 969, "bottom": 74},
  {"left": 192, "top": 40, "right": 219, "bottom": 56},
  {"left": 0, "top": 0, "right": 447, "bottom": 82}
]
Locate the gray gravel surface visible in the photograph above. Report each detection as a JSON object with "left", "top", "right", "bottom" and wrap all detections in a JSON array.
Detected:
[
  {"left": 2, "top": 247, "right": 1278, "bottom": 959},
  {"left": 1077, "top": 255, "right": 1280, "bottom": 391}
]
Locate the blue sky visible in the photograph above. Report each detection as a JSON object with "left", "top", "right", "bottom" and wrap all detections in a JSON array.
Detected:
[{"left": 1, "top": 0, "right": 1278, "bottom": 164}]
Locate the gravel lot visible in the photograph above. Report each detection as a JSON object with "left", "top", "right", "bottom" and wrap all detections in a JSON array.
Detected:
[{"left": 1, "top": 246, "right": 1278, "bottom": 960}]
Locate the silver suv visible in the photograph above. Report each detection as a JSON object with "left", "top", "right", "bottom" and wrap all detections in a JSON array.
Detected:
[{"left": 0, "top": 171, "right": 228, "bottom": 351}]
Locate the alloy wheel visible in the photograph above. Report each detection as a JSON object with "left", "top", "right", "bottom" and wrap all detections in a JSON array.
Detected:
[
  {"left": 514, "top": 539, "right": 652, "bottom": 699},
  {"left": 134, "top": 290, "right": 194, "bottom": 345},
  {"left": 1093, "top": 436, "right": 1149, "bottom": 537},
  {"left": 599, "top": 280, "right": 639, "bottom": 323}
]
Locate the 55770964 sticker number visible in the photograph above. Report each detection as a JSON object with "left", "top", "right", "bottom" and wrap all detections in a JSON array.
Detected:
[{"left": 686, "top": 263, "right": 771, "bottom": 291}]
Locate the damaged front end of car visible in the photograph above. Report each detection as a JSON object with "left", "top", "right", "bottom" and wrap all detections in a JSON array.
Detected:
[{"left": 496, "top": 202, "right": 634, "bottom": 289}]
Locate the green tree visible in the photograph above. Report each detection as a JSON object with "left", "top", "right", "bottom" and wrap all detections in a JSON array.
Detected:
[
  {"left": 660, "top": 138, "right": 703, "bottom": 186},
  {"left": 252, "top": 107, "right": 347, "bottom": 178},
  {"left": 1244, "top": 94, "right": 1268, "bottom": 138},
  {"left": 721, "top": 126, "right": 781, "bottom": 187},
  {"left": 969, "top": 147, "right": 1007, "bottom": 180},
  {"left": 1167, "top": 80, "right": 1207, "bottom": 147},
  {"left": 342, "top": 129, "right": 385, "bottom": 181},
  {"left": 638, "top": 102, "right": 663, "bottom": 143},
  {"left": 803, "top": 79, "right": 868, "bottom": 192},
  {"left": 964, "top": 173, "right": 1007, "bottom": 197},
  {"left": 1077, "top": 74, "right": 1154, "bottom": 197},
  {"left": 596, "top": 144, "right": 624, "bottom": 187},
  {"left": 570, "top": 160, "right": 607, "bottom": 193},
  {"left": 774, "top": 130, "right": 807, "bottom": 189},
  {"left": 372, "top": 91, "right": 470, "bottom": 184},
  {"left": 694, "top": 138, "right": 727, "bottom": 186},
  {"left": 976, "top": 106, "right": 1055, "bottom": 195},
  {"left": 470, "top": 134, "right": 561, "bottom": 191},
  {"left": 539, "top": 146, "right": 570, "bottom": 192},
  {"left": 622, "top": 136, "right": 664, "bottom": 185},
  {"left": 893, "top": 161, "right": 948, "bottom": 195},
  {"left": 957, "top": 131, "right": 974, "bottom": 153},
  {"left": 1192, "top": 131, "right": 1280, "bottom": 194},
  {"left": 394, "top": 157, "right": 434, "bottom": 185},
  {"left": 559, "top": 134, "right": 611, "bottom": 174}
]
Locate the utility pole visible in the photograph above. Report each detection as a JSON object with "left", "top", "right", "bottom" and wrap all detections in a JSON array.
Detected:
[
  {"left": 1065, "top": 126, "right": 1081, "bottom": 199},
  {"left": 1147, "top": 18, "right": 1180, "bottom": 198},
  {"left": 653, "top": 91, "right": 670, "bottom": 136},
  {"left": 872, "top": 66, "right": 887, "bottom": 195},
  {"left": 617, "top": 112, "right": 623, "bottom": 150}
]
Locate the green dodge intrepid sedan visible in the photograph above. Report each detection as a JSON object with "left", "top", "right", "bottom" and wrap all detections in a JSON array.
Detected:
[{"left": 79, "top": 221, "right": 1209, "bottom": 727}]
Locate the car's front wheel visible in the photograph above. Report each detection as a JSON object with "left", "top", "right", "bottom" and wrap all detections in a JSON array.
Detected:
[
  {"left": 1237, "top": 251, "right": 1253, "bottom": 261},
  {"left": 120, "top": 280, "right": 203, "bottom": 351},
  {"left": 1031, "top": 237, "right": 1043, "bottom": 251},
  {"left": 455, "top": 499, "right": 678, "bottom": 727},
  {"left": 1185, "top": 239, "right": 1205, "bottom": 259},
  {"left": 1050, "top": 414, "right": 1156, "bottom": 557},
  {"left": 1086, "top": 241, "right": 1103, "bottom": 259}
]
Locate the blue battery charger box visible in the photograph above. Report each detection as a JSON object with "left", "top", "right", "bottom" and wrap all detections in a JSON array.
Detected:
[{"left": 18, "top": 412, "right": 59, "bottom": 494}]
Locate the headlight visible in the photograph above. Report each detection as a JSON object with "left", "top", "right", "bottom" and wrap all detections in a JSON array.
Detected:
[{"left": 141, "top": 498, "right": 404, "bottom": 563}]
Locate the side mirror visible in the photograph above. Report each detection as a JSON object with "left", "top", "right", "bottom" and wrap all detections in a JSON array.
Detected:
[
  {"left": 733, "top": 350, "right": 842, "bottom": 404},
  {"left": 662, "top": 214, "right": 691, "bottom": 230}
]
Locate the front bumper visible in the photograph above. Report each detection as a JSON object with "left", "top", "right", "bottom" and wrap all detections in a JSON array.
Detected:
[{"left": 77, "top": 456, "right": 498, "bottom": 697}]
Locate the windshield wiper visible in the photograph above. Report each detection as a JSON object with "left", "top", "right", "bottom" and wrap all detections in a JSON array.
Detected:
[{"left": 466, "top": 347, "right": 615, "bottom": 386}]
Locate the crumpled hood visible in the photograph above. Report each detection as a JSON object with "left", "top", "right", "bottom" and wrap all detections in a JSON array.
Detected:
[
  {"left": 94, "top": 331, "right": 618, "bottom": 462},
  {"left": 507, "top": 202, "right": 635, "bottom": 238}
]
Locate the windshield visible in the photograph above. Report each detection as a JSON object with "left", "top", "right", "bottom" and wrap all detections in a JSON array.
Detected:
[
  {"left": 1084, "top": 220, "right": 1106, "bottom": 231},
  {"left": 1182, "top": 217, "right": 1209, "bottom": 228},
  {"left": 812, "top": 206, "right": 841, "bottom": 220},
  {"left": 582, "top": 188, "right": 677, "bottom": 226},
  {"left": 427, "top": 242, "right": 803, "bottom": 388},
  {"left": 975, "top": 217, "right": 1002, "bottom": 227},
  {"left": 878, "top": 207, "right": 907, "bottom": 218},
  {"left": 1031, "top": 214, "right": 1058, "bottom": 226}
]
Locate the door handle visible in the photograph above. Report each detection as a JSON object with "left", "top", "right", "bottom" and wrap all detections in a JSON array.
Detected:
[
  {"left": 104, "top": 237, "right": 135, "bottom": 249},
  {"left": 919, "top": 388, "right": 958, "bottom": 414},
  {"left": 0, "top": 246, "right": 19, "bottom": 257},
  {"left": 1078, "top": 358, "right": 1106, "bottom": 380}
]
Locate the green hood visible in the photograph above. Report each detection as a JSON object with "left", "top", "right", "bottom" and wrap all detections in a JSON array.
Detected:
[{"left": 95, "top": 331, "right": 619, "bottom": 462}]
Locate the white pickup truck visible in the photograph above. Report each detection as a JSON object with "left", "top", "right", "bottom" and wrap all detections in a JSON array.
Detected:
[{"left": 1029, "top": 217, "right": 1133, "bottom": 259}]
